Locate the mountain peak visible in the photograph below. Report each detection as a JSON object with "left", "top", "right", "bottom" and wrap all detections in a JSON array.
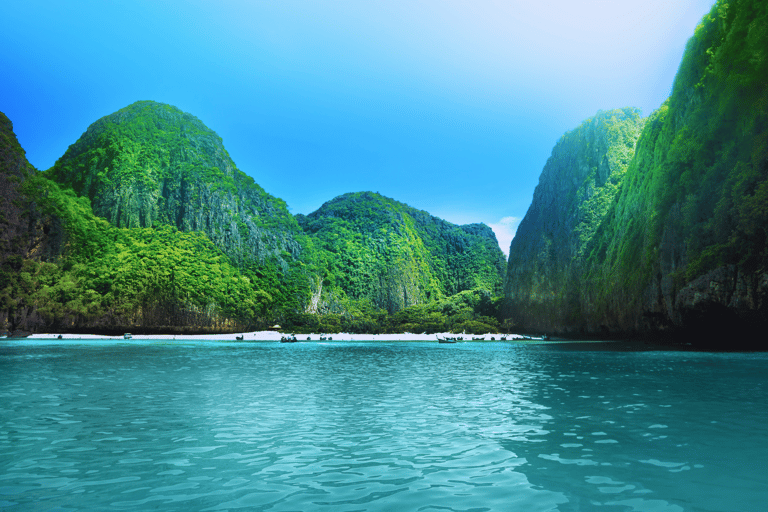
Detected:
[{"left": 46, "top": 101, "right": 301, "bottom": 265}]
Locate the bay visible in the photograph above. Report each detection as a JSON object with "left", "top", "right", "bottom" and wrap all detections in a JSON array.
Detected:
[{"left": 1, "top": 339, "right": 766, "bottom": 511}]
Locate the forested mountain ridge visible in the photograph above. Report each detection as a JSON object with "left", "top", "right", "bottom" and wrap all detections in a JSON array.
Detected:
[
  {"left": 9, "top": 0, "right": 763, "bottom": 340},
  {"left": 503, "top": 0, "right": 768, "bottom": 342},
  {"left": 298, "top": 191, "right": 505, "bottom": 314},
  {"left": 1, "top": 106, "right": 506, "bottom": 334}
]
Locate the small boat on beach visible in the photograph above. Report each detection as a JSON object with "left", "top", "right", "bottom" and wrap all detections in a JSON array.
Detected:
[
  {"left": 124, "top": 333, "right": 132, "bottom": 340},
  {"left": 280, "top": 335, "right": 298, "bottom": 343}
]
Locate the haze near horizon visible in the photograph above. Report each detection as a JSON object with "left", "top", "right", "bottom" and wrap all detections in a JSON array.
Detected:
[{"left": 1, "top": 0, "right": 716, "bottom": 254}]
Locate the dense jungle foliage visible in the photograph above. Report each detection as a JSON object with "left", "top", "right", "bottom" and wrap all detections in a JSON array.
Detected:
[
  {"left": 299, "top": 192, "right": 505, "bottom": 313},
  {"left": 1, "top": 107, "right": 506, "bottom": 334},
  {"left": 285, "top": 288, "right": 502, "bottom": 335},
  {"left": 46, "top": 101, "right": 304, "bottom": 274},
  {"left": 12, "top": 0, "right": 763, "bottom": 338},
  {"left": 582, "top": 0, "right": 767, "bottom": 325},
  {"left": 1, "top": 172, "right": 272, "bottom": 333}
]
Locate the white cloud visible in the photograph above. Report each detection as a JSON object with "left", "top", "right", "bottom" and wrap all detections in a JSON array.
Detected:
[{"left": 489, "top": 216, "right": 521, "bottom": 257}]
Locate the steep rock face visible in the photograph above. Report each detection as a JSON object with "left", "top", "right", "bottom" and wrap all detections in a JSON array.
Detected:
[
  {"left": 299, "top": 192, "right": 506, "bottom": 313},
  {"left": 583, "top": 0, "right": 768, "bottom": 341},
  {"left": 1, "top": 114, "right": 70, "bottom": 333},
  {"left": 0, "top": 113, "right": 64, "bottom": 265},
  {"left": 504, "top": 0, "right": 768, "bottom": 342},
  {"left": 46, "top": 101, "right": 302, "bottom": 267},
  {"left": 503, "top": 108, "right": 646, "bottom": 332}
]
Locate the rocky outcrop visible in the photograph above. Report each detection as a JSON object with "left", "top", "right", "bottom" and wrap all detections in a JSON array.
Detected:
[
  {"left": 3, "top": 107, "right": 508, "bottom": 333},
  {"left": 2, "top": 106, "right": 305, "bottom": 334},
  {"left": 1, "top": 113, "right": 65, "bottom": 334}
]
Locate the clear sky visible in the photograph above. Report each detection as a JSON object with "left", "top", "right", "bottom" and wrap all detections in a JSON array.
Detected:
[{"left": 1, "top": 0, "right": 715, "bottom": 255}]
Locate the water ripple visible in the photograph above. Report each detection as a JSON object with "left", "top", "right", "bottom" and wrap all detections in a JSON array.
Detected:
[{"left": 1, "top": 341, "right": 766, "bottom": 511}]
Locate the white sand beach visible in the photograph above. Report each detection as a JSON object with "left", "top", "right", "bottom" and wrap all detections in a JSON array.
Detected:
[{"left": 21, "top": 331, "right": 544, "bottom": 342}]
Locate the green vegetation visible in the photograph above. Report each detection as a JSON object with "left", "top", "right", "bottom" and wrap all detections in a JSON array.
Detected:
[
  {"left": 6, "top": 0, "right": 765, "bottom": 339},
  {"left": 584, "top": 0, "right": 767, "bottom": 327},
  {"left": 2, "top": 107, "right": 507, "bottom": 334},
  {"left": 299, "top": 192, "right": 506, "bottom": 315},
  {"left": 284, "top": 288, "right": 502, "bottom": 335},
  {"left": 1, "top": 173, "right": 266, "bottom": 332},
  {"left": 46, "top": 100, "right": 302, "bottom": 264},
  {"left": 504, "top": 0, "right": 768, "bottom": 338},
  {"left": 504, "top": 108, "right": 647, "bottom": 332}
]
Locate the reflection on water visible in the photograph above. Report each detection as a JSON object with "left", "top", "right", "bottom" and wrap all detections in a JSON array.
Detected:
[{"left": 1, "top": 340, "right": 766, "bottom": 511}]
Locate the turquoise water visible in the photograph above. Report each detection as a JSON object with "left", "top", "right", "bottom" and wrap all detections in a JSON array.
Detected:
[{"left": 1, "top": 340, "right": 766, "bottom": 511}]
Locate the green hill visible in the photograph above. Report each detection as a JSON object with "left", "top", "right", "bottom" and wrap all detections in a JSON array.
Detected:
[
  {"left": 298, "top": 191, "right": 506, "bottom": 314},
  {"left": 46, "top": 100, "right": 303, "bottom": 268},
  {"left": 1, "top": 113, "right": 267, "bottom": 333}
]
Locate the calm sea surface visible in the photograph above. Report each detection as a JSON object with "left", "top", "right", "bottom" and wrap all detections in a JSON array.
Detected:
[{"left": 1, "top": 340, "right": 766, "bottom": 511}]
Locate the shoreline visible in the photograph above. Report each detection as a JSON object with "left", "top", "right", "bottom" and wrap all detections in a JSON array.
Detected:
[{"left": 4, "top": 331, "right": 565, "bottom": 343}]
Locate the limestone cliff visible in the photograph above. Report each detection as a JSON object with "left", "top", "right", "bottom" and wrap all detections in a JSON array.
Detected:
[
  {"left": 503, "top": 108, "right": 646, "bottom": 333},
  {"left": 503, "top": 0, "right": 768, "bottom": 344},
  {"left": 1, "top": 107, "right": 307, "bottom": 333},
  {"left": 3, "top": 107, "right": 507, "bottom": 333}
]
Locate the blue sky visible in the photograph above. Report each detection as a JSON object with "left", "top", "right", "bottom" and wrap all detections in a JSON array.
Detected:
[{"left": 1, "top": 0, "right": 715, "bottom": 254}]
